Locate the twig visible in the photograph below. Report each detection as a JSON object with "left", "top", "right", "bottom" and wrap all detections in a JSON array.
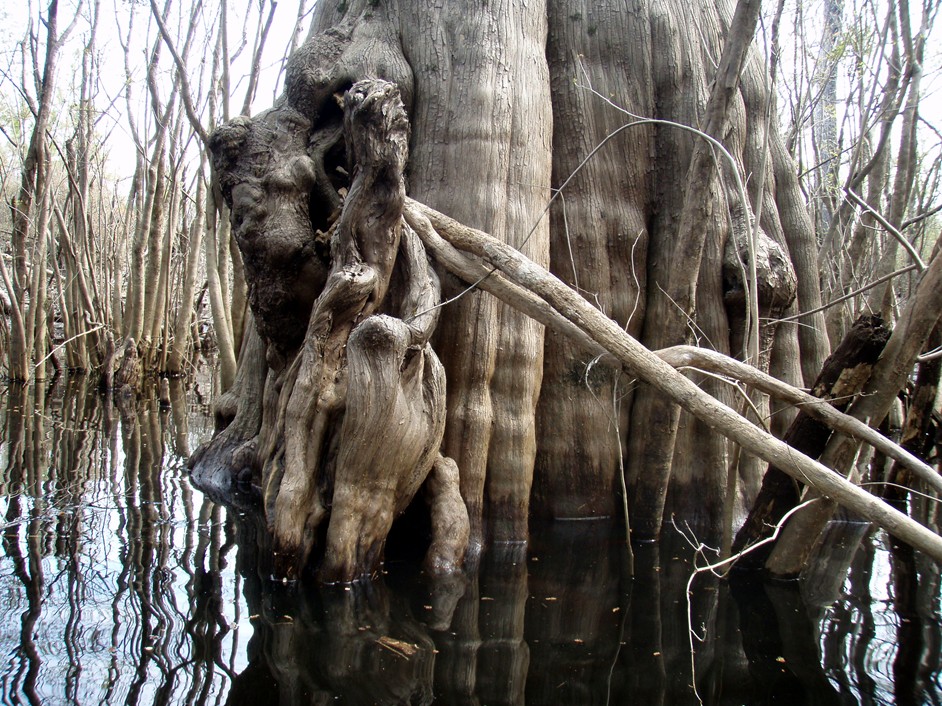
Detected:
[
  {"left": 612, "top": 376, "right": 634, "bottom": 576},
  {"left": 33, "top": 324, "right": 106, "bottom": 370},
  {"left": 772, "top": 263, "right": 919, "bottom": 323},
  {"left": 917, "top": 344, "right": 942, "bottom": 362},
  {"left": 675, "top": 498, "right": 819, "bottom": 705},
  {"left": 845, "top": 187, "right": 926, "bottom": 270}
]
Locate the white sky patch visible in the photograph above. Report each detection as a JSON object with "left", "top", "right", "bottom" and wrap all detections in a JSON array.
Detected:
[{"left": 0, "top": 0, "right": 307, "bottom": 181}]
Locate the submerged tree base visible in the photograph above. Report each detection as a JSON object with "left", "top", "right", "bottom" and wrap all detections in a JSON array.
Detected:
[
  {"left": 190, "top": 0, "right": 942, "bottom": 583},
  {"left": 192, "top": 78, "right": 470, "bottom": 583},
  {"left": 191, "top": 71, "right": 942, "bottom": 579}
]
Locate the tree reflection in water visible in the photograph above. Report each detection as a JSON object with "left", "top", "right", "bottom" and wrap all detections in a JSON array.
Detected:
[{"left": 0, "top": 377, "right": 939, "bottom": 704}]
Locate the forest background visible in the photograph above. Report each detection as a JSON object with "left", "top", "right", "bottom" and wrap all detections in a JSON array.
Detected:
[
  {"left": 1, "top": 0, "right": 942, "bottom": 579},
  {"left": 2, "top": 0, "right": 939, "bottom": 384}
]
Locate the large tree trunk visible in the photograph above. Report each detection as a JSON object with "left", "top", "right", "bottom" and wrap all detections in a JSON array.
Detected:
[
  {"left": 395, "top": 0, "right": 552, "bottom": 552},
  {"left": 202, "top": 72, "right": 470, "bottom": 582},
  {"left": 190, "top": 0, "right": 858, "bottom": 579},
  {"left": 535, "top": 0, "right": 653, "bottom": 522}
]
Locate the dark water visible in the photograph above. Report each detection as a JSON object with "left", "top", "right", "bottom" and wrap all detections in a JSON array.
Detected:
[{"left": 0, "top": 378, "right": 940, "bottom": 705}]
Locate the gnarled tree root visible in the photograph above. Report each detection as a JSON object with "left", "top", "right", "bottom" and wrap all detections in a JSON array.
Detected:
[
  {"left": 321, "top": 314, "right": 448, "bottom": 582},
  {"left": 201, "top": 77, "right": 468, "bottom": 582},
  {"left": 424, "top": 454, "right": 471, "bottom": 576},
  {"left": 189, "top": 318, "right": 268, "bottom": 499}
]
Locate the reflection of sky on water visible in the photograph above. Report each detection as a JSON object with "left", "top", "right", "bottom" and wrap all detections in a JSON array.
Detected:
[
  {"left": 0, "top": 379, "right": 238, "bottom": 704},
  {"left": 816, "top": 530, "right": 942, "bottom": 705},
  {"left": 0, "top": 379, "right": 939, "bottom": 705}
]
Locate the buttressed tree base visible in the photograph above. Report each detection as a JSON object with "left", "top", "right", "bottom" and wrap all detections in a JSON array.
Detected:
[{"left": 190, "top": 0, "right": 874, "bottom": 582}]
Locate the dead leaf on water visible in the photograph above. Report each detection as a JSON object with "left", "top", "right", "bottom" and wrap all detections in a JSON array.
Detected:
[{"left": 376, "top": 636, "right": 419, "bottom": 659}]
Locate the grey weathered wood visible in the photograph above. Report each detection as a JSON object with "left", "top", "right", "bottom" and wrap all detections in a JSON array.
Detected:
[{"left": 407, "top": 200, "right": 942, "bottom": 564}]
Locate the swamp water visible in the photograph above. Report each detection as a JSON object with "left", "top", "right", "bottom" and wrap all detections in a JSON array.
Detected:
[{"left": 0, "top": 378, "right": 939, "bottom": 705}]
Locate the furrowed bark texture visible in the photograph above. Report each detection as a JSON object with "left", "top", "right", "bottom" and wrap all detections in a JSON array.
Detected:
[
  {"left": 191, "top": 0, "right": 850, "bottom": 576},
  {"left": 404, "top": 200, "right": 942, "bottom": 564},
  {"left": 392, "top": 0, "right": 553, "bottom": 550},
  {"left": 537, "top": 0, "right": 811, "bottom": 538},
  {"left": 625, "top": 0, "right": 748, "bottom": 538},
  {"left": 200, "top": 73, "right": 468, "bottom": 582},
  {"left": 535, "top": 0, "right": 653, "bottom": 521}
]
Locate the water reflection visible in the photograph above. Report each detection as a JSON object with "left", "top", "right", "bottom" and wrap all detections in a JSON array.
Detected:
[{"left": 0, "top": 379, "right": 939, "bottom": 704}]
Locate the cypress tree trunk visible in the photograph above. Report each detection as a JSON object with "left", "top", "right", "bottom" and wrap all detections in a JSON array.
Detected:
[{"left": 191, "top": 0, "right": 839, "bottom": 580}]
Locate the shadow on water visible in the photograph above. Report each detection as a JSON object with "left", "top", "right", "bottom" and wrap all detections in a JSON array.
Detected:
[{"left": 0, "top": 376, "right": 940, "bottom": 704}]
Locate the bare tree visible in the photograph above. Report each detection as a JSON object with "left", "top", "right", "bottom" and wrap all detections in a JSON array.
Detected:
[
  {"left": 4, "top": 0, "right": 83, "bottom": 381},
  {"left": 190, "top": 0, "right": 942, "bottom": 582}
]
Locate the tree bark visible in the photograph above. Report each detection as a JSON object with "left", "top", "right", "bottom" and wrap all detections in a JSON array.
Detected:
[
  {"left": 191, "top": 0, "right": 937, "bottom": 578},
  {"left": 202, "top": 77, "right": 469, "bottom": 581},
  {"left": 7, "top": 0, "right": 74, "bottom": 381},
  {"left": 627, "top": 0, "right": 781, "bottom": 539},
  {"left": 167, "top": 165, "right": 207, "bottom": 375},
  {"left": 535, "top": 0, "right": 653, "bottom": 522},
  {"left": 732, "top": 314, "right": 891, "bottom": 565},
  {"left": 394, "top": 0, "right": 552, "bottom": 550},
  {"left": 405, "top": 200, "right": 942, "bottom": 563},
  {"left": 883, "top": 323, "right": 941, "bottom": 507},
  {"left": 765, "top": 244, "right": 942, "bottom": 577}
]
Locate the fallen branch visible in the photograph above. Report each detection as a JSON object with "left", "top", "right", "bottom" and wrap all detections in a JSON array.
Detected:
[
  {"left": 409, "top": 206, "right": 941, "bottom": 497},
  {"left": 406, "top": 198, "right": 942, "bottom": 563},
  {"left": 654, "top": 345, "right": 942, "bottom": 494}
]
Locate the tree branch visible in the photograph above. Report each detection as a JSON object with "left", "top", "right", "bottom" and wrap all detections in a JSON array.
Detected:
[
  {"left": 406, "top": 198, "right": 942, "bottom": 563},
  {"left": 147, "top": 0, "right": 210, "bottom": 145}
]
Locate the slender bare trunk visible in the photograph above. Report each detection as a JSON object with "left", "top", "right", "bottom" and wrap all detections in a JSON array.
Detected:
[
  {"left": 204, "top": 186, "right": 237, "bottom": 390},
  {"left": 168, "top": 170, "right": 207, "bottom": 375},
  {"left": 7, "top": 0, "right": 76, "bottom": 381}
]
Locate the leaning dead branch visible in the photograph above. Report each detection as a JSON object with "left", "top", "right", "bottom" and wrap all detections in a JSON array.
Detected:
[
  {"left": 404, "top": 199, "right": 942, "bottom": 563},
  {"left": 653, "top": 345, "right": 942, "bottom": 494},
  {"left": 408, "top": 206, "right": 939, "bottom": 495}
]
